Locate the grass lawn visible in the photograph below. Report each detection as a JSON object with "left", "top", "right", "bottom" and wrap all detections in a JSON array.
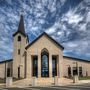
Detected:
[
  {"left": 65, "top": 76, "right": 90, "bottom": 80},
  {"left": 79, "top": 76, "right": 90, "bottom": 80}
]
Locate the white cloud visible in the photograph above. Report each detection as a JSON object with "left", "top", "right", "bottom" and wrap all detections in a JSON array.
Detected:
[
  {"left": 84, "top": 0, "right": 90, "bottom": 3},
  {"left": 61, "top": 9, "right": 83, "bottom": 24},
  {"left": 64, "top": 42, "right": 78, "bottom": 48},
  {"left": 60, "top": 0, "right": 66, "bottom": 5},
  {"left": 46, "top": 28, "right": 56, "bottom": 34},
  {"left": 86, "top": 12, "right": 90, "bottom": 22},
  {"left": 46, "top": 21, "right": 59, "bottom": 34},
  {"left": 0, "top": 0, "right": 90, "bottom": 60},
  {"left": 79, "top": 23, "right": 87, "bottom": 31},
  {"left": 5, "top": 0, "right": 12, "bottom": 5},
  {"left": 57, "top": 31, "right": 63, "bottom": 35}
]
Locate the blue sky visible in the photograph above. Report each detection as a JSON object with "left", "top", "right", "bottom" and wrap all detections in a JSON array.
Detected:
[{"left": 0, "top": 0, "right": 90, "bottom": 61}]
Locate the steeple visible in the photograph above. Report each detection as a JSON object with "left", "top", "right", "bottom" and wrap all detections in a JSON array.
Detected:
[
  {"left": 18, "top": 15, "right": 25, "bottom": 34},
  {"left": 13, "top": 14, "right": 26, "bottom": 37}
]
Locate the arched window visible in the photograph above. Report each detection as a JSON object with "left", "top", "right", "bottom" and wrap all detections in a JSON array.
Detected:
[
  {"left": 41, "top": 48, "right": 49, "bottom": 77},
  {"left": 18, "top": 36, "right": 21, "bottom": 41}
]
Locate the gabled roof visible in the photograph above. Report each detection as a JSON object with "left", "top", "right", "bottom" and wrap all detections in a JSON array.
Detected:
[
  {"left": 13, "top": 15, "right": 26, "bottom": 37},
  {"left": 0, "top": 59, "right": 13, "bottom": 64},
  {"left": 63, "top": 56, "right": 90, "bottom": 63},
  {"left": 25, "top": 32, "right": 64, "bottom": 50}
]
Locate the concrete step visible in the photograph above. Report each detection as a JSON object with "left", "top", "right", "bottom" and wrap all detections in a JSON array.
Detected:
[
  {"left": 13, "top": 78, "right": 32, "bottom": 86},
  {"left": 12, "top": 78, "right": 73, "bottom": 86},
  {"left": 37, "top": 78, "right": 54, "bottom": 86}
]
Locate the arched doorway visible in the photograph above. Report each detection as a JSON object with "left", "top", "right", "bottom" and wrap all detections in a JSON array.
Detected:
[{"left": 41, "top": 48, "right": 49, "bottom": 77}]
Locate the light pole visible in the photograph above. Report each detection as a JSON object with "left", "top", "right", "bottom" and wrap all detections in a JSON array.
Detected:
[
  {"left": 73, "top": 62, "right": 79, "bottom": 83},
  {"left": 66, "top": 65, "right": 71, "bottom": 78}
]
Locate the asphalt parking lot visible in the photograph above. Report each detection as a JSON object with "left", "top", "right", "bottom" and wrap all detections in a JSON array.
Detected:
[{"left": 0, "top": 84, "right": 90, "bottom": 90}]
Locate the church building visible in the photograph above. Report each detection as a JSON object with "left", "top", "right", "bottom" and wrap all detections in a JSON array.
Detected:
[{"left": 0, "top": 15, "right": 90, "bottom": 79}]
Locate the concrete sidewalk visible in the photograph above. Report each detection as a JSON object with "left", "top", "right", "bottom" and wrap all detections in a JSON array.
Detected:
[{"left": 0, "top": 78, "right": 90, "bottom": 87}]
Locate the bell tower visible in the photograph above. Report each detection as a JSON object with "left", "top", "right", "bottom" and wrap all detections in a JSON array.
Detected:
[{"left": 13, "top": 15, "right": 29, "bottom": 78}]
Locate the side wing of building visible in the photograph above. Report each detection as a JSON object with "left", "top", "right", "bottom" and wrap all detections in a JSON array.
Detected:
[
  {"left": 63, "top": 56, "right": 90, "bottom": 77},
  {"left": 0, "top": 60, "right": 13, "bottom": 79}
]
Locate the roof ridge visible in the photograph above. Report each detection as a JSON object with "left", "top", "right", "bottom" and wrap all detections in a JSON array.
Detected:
[{"left": 63, "top": 56, "right": 90, "bottom": 62}]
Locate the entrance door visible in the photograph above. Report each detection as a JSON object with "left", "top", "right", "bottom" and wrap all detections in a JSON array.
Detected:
[
  {"left": 73, "top": 67, "right": 78, "bottom": 76},
  {"left": 52, "top": 56, "right": 57, "bottom": 77},
  {"left": 7, "top": 68, "right": 11, "bottom": 77},
  {"left": 32, "top": 56, "right": 38, "bottom": 77},
  {"left": 18, "top": 67, "right": 20, "bottom": 78}
]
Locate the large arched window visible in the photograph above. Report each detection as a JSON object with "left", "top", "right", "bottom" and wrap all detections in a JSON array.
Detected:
[{"left": 41, "top": 48, "right": 49, "bottom": 77}]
